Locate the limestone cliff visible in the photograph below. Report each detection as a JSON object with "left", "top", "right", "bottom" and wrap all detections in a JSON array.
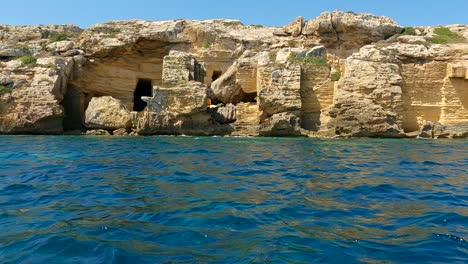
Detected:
[{"left": 0, "top": 11, "right": 467, "bottom": 138}]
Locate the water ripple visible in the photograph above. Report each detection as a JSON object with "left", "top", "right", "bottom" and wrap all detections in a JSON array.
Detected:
[{"left": 0, "top": 136, "right": 467, "bottom": 263}]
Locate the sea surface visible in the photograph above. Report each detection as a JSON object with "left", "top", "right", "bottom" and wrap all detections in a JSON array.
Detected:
[{"left": 0, "top": 136, "right": 467, "bottom": 263}]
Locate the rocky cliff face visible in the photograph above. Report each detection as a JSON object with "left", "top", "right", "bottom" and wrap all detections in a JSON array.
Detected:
[{"left": 1, "top": 11, "right": 467, "bottom": 138}]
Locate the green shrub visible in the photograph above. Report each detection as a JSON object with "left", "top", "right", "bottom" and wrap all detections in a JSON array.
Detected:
[
  {"left": 202, "top": 41, "right": 211, "bottom": 49},
  {"left": 400, "top": 27, "right": 417, "bottom": 36},
  {"left": 44, "top": 63, "right": 58, "bottom": 70},
  {"left": 331, "top": 72, "right": 341, "bottom": 82},
  {"left": 223, "top": 21, "right": 242, "bottom": 27},
  {"left": 251, "top": 24, "right": 264, "bottom": 28},
  {"left": 49, "top": 32, "right": 69, "bottom": 42},
  {"left": 19, "top": 55, "right": 37, "bottom": 65},
  {"left": 289, "top": 52, "right": 328, "bottom": 66},
  {"left": 0, "top": 85, "right": 12, "bottom": 94},
  {"left": 430, "top": 27, "right": 466, "bottom": 44},
  {"left": 90, "top": 27, "right": 121, "bottom": 38}
]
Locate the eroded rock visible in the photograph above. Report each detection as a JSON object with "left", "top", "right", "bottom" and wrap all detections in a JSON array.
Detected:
[
  {"left": 328, "top": 46, "right": 406, "bottom": 137},
  {"left": 418, "top": 121, "right": 468, "bottom": 139},
  {"left": 162, "top": 51, "right": 205, "bottom": 87},
  {"left": 258, "top": 64, "right": 302, "bottom": 119},
  {"left": 113, "top": 128, "right": 129, "bottom": 136},
  {"left": 85, "top": 96, "right": 132, "bottom": 130},
  {"left": 274, "top": 16, "right": 304, "bottom": 37},
  {"left": 303, "top": 11, "right": 403, "bottom": 51},
  {"left": 46, "top": 41, "right": 74, "bottom": 53},
  {"left": 211, "top": 103, "right": 236, "bottom": 124},
  {"left": 210, "top": 51, "right": 257, "bottom": 104},
  {"left": 86, "top": 129, "right": 111, "bottom": 136},
  {"left": 259, "top": 112, "right": 302, "bottom": 137},
  {"left": 0, "top": 12, "right": 467, "bottom": 138}
]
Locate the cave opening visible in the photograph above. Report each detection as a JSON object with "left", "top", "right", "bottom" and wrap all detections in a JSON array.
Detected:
[
  {"left": 211, "top": 71, "right": 222, "bottom": 82},
  {"left": 133, "top": 79, "right": 153, "bottom": 112},
  {"left": 242, "top": 92, "right": 257, "bottom": 103}
]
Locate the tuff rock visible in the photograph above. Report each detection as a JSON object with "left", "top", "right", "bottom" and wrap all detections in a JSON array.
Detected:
[
  {"left": 85, "top": 96, "right": 132, "bottom": 130},
  {"left": 0, "top": 11, "right": 467, "bottom": 138}
]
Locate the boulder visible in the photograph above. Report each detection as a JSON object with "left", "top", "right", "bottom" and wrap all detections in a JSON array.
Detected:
[
  {"left": 306, "top": 45, "right": 327, "bottom": 59},
  {"left": 0, "top": 75, "right": 13, "bottom": 88},
  {"left": 396, "top": 35, "right": 427, "bottom": 44},
  {"left": 273, "top": 16, "right": 304, "bottom": 37},
  {"left": 86, "top": 129, "right": 111, "bottom": 136},
  {"left": 418, "top": 121, "right": 434, "bottom": 138},
  {"left": 259, "top": 112, "right": 302, "bottom": 136},
  {"left": 135, "top": 81, "right": 216, "bottom": 135},
  {"left": 46, "top": 41, "right": 74, "bottom": 53},
  {"left": 303, "top": 11, "right": 403, "bottom": 48},
  {"left": 419, "top": 121, "right": 468, "bottom": 139},
  {"left": 61, "top": 49, "right": 81, "bottom": 57},
  {"left": 0, "top": 46, "right": 30, "bottom": 58},
  {"left": 113, "top": 128, "right": 129, "bottom": 136},
  {"left": 438, "top": 124, "right": 468, "bottom": 139},
  {"left": 144, "top": 82, "right": 208, "bottom": 115},
  {"left": 85, "top": 96, "right": 132, "bottom": 130},
  {"left": 211, "top": 103, "right": 236, "bottom": 124},
  {"left": 134, "top": 80, "right": 234, "bottom": 136}
]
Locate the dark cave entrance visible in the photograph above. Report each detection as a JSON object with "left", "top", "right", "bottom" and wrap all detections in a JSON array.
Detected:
[
  {"left": 242, "top": 92, "right": 257, "bottom": 103},
  {"left": 211, "top": 70, "right": 222, "bottom": 82},
  {"left": 133, "top": 79, "right": 153, "bottom": 112}
]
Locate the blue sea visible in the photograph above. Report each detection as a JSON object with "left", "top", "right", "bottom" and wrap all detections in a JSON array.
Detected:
[{"left": 0, "top": 136, "right": 467, "bottom": 263}]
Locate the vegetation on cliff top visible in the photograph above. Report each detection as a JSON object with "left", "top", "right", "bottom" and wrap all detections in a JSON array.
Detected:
[
  {"left": 89, "top": 27, "right": 121, "bottom": 38},
  {"left": 430, "top": 27, "right": 466, "bottom": 44},
  {"left": 19, "top": 55, "right": 37, "bottom": 65},
  {"left": 400, "top": 27, "right": 417, "bottom": 36},
  {"left": 48, "top": 31, "right": 82, "bottom": 43},
  {"left": 49, "top": 32, "right": 69, "bottom": 42},
  {"left": 289, "top": 52, "right": 328, "bottom": 66}
]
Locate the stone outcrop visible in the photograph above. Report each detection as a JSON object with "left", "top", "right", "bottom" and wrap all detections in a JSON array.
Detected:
[
  {"left": 419, "top": 121, "right": 468, "bottom": 139},
  {"left": 0, "top": 56, "right": 74, "bottom": 134},
  {"left": 86, "top": 129, "right": 111, "bottom": 136},
  {"left": 134, "top": 81, "right": 221, "bottom": 135},
  {"left": 162, "top": 50, "right": 204, "bottom": 87},
  {"left": 259, "top": 112, "right": 302, "bottom": 137},
  {"left": 210, "top": 51, "right": 258, "bottom": 104},
  {"left": 210, "top": 103, "right": 236, "bottom": 124},
  {"left": 274, "top": 16, "right": 304, "bottom": 37},
  {"left": 328, "top": 46, "right": 406, "bottom": 137},
  {"left": 231, "top": 102, "right": 260, "bottom": 136},
  {"left": 85, "top": 96, "right": 132, "bottom": 130},
  {"left": 258, "top": 64, "right": 302, "bottom": 119},
  {"left": 303, "top": 11, "right": 403, "bottom": 52},
  {"left": 0, "top": 11, "right": 467, "bottom": 138}
]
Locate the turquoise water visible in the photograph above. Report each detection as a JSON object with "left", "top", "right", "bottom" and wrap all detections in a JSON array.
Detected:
[{"left": 0, "top": 136, "right": 467, "bottom": 263}]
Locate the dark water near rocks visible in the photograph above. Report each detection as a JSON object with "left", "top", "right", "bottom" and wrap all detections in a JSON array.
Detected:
[{"left": 0, "top": 136, "right": 467, "bottom": 263}]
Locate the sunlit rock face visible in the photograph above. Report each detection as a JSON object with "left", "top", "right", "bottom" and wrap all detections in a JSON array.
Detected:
[
  {"left": 1, "top": 12, "right": 467, "bottom": 137},
  {"left": 85, "top": 96, "right": 132, "bottom": 130}
]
